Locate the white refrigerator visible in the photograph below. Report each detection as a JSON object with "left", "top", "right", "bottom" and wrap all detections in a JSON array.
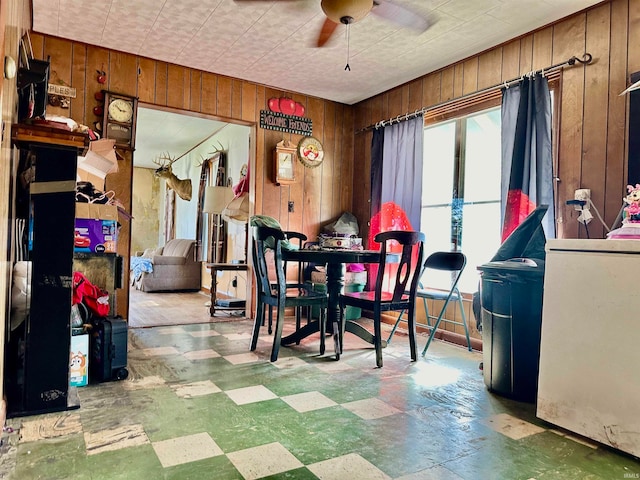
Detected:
[{"left": 537, "top": 239, "right": 640, "bottom": 457}]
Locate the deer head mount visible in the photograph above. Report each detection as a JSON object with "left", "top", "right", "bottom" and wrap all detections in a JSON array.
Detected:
[{"left": 153, "top": 153, "right": 192, "bottom": 201}]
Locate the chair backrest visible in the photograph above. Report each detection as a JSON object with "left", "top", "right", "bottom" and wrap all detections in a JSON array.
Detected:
[
  {"left": 373, "top": 230, "right": 425, "bottom": 303},
  {"left": 252, "top": 226, "right": 287, "bottom": 299},
  {"left": 283, "top": 231, "right": 307, "bottom": 284},
  {"left": 422, "top": 251, "right": 467, "bottom": 290}
]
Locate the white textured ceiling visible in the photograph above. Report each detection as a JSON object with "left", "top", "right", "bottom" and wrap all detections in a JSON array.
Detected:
[{"left": 32, "top": 0, "right": 603, "bottom": 106}]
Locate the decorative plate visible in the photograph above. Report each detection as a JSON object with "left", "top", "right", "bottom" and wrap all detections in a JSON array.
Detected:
[{"left": 297, "top": 136, "right": 324, "bottom": 168}]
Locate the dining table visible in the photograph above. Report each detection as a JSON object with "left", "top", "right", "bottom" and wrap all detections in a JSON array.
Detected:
[{"left": 280, "top": 247, "right": 382, "bottom": 355}]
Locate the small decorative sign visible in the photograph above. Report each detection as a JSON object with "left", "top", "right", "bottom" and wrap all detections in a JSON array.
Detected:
[
  {"left": 260, "top": 110, "right": 312, "bottom": 136},
  {"left": 48, "top": 83, "right": 77, "bottom": 98}
]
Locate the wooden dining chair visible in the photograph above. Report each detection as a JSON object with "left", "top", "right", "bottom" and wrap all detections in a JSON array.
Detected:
[
  {"left": 338, "top": 230, "right": 425, "bottom": 367},
  {"left": 250, "top": 226, "right": 328, "bottom": 362},
  {"left": 265, "top": 231, "right": 309, "bottom": 337}
]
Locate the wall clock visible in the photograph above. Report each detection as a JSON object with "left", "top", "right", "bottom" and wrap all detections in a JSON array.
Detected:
[
  {"left": 274, "top": 139, "right": 297, "bottom": 185},
  {"left": 102, "top": 90, "right": 138, "bottom": 150},
  {"left": 297, "top": 136, "right": 324, "bottom": 168}
]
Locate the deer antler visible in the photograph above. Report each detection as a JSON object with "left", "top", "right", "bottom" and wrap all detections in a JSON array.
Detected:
[
  {"left": 153, "top": 152, "right": 176, "bottom": 168},
  {"left": 209, "top": 141, "right": 226, "bottom": 155}
]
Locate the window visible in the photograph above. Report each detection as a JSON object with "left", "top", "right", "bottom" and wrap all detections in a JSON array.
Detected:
[{"left": 421, "top": 107, "right": 502, "bottom": 293}]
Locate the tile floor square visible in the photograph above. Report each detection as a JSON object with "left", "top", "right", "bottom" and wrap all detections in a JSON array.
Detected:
[
  {"left": 152, "top": 432, "right": 223, "bottom": 468},
  {"left": 481, "top": 412, "right": 546, "bottom": 440},
  {"left": 157, "top": 327, "right": 186, "bottom": 335},
  {"left": 307, "top": 453, "right": 391, "bottom": 480},
  {"left": 225, "top": 385, "right": 278, "bottom": 405},
  {"left": 123, "top": 375, "right": 166, "bottom": 390},
  {"left": 281, "top": 391, "right": 338, "bottom": 413},
  {"left": 141, "top": 346, "right": 180, "bottom": 356},
  {"left": 270, "top": 356, "right": 308, "bottom": 369},
  {"left": 224, "top": 352, "right": 261, "bottom": 365},
  {"left": 223, "top": 333, "right": 253, "bottom": 341},
  {"left": 313, "top": 361, "right": 354, "bottom": 373},
  {"left": 395, "top": 465, "right": 464, "bottom": 479},
  {"left": 20, "top": 413, "right": 82, "bottom": 443},
  {"left": 189, "top": 330, "right": 220, "bottom": 338},
  {"left": 183, "top": 349, "right": 221, "bottom": 360},
  {"left": 172, "top": 380, "right": 221, "bottom": 398},
  {"left": 226, "top": 442, "right": 303, "bottom": 480},
  {"left": 84, "top": 424, "right": 149, "bottom": 455},
  {"left": 342, "top": 398, "right": 401, "bottom": 420}
]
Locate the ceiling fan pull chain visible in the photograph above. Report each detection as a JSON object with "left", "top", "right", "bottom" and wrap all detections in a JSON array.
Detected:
[{"left": 345, "top": 23, "right": 351, "bottom": 71}]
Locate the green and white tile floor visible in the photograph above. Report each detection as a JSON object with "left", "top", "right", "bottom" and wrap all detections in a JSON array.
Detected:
[{"left": 3, "top": 319, "right": 639, "bottom": 479}]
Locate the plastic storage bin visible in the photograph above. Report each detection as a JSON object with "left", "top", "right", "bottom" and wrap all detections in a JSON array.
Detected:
[{"left": 478, "top": 258, "right": 545, "bottom": 402}]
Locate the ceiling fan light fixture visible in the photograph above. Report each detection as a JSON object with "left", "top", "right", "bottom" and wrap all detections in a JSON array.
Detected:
[{"left": 321, "top": 0, "right": 373, "bottom": 24}]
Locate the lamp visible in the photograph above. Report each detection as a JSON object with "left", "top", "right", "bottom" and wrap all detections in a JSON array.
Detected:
[
  {"left": 222, "top": 193, "right": 250, "bottom": 224},
  {"left": 203, "top": 186, "right": 234, "bottom": 263}
]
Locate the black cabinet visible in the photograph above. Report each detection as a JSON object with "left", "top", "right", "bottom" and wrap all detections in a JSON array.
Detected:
[{"left": 6, "top": 126, "right": 87, "bottom": 417}]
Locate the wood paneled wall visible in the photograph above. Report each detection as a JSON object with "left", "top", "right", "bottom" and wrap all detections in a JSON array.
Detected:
[
  {"left": 29, "top": 32, "right": 355, "bottom": 315},
  {"left": 353, "top": 0, "right": 640, "bottom": 242}
]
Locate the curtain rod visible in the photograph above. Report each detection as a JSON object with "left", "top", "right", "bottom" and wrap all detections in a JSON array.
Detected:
[{"left": 356, "top": 53, "right": 593, "bottom": 134}]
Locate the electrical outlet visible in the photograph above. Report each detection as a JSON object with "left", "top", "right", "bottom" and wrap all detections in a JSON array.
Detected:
[{"left": 574, "top": 189, "right": 591, "bottom": 210}]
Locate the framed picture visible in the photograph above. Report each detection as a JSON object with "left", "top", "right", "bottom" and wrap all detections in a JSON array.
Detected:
[
  {"left": 274, "top": 139, "right": 297, "bottom": 185},
  {"left": 297, "top": 136, "right": 324, "bottom": 168}
]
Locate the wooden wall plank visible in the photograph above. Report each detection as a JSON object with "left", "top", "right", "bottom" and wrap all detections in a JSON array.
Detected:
[
  {"left": 531, "top": 27, "right": 553, "bottom": 71},
  {"left": 201, "top": 72, "right": 217, "bottom": 115},
  {"left": 441, "top": 67, "right": 454, "bottom": 101},
  {"left": 606, "top": 0, "right": 629, "bottom": 228},
  {"left": 217, "top": 76, "right": 232, "bottom": 118},
  {"left": 137, "top": 58, "right": 156, "bottom": 104},
  {"left": 387, "top": 87, "right": 404, "bottom": 119},
  {"left": 166, "top": 63, "right": 186, "bottom": 109},
  {"left": 408, "top": 78, "right": 423, "bottom": 113},
  {"left": 42, "top": 36, "right": 73, "bottom": 118},
  {"left": 70, "top": 44, "right": 87, "bottom": 125},
  {"left": 254, "top": 85, "right": 266, "bottom": 214},
  {"left": 422, "top": 72, "right": 441, "bottom": 106},
  {"left": 519, "top": 34, "right": 534, "bottom": 74},
  {"left": 109, "top": 51, "right": 138, "bottom": 97},
  {"left": 241, "top": 82, "right": 256, "bottom": 122},
  {"left": 190, "top": 69, "right": 201, "bottom": 112},
  {"left": 453, "top": 63, "right": 464, "bottom": 98},
  {"left": 581, "top": 3, "right": 611, "bottom": 239},
  {"left": 477, "top": 48, "right": 502, "bottom": 90},
  {"left": 629, "top": 0, "right": 640, "bottom": 73},
  {"left": 553, "top": 13, "right": 587, "bottom": 238},
  {"left": 231, "top": 79, "right": 243, "bottom": 120},
  {"left": 86, "top": 46, "right": 110, "bottom": 127},
  {"left": 462, "top": 57, "right": 478, "bottom": 95},
  {"left": 155, "top": 61, "right": 168, "bottom": 106},
  {"left": 502, "top": 40, "right": 520, "bottom": 81}
]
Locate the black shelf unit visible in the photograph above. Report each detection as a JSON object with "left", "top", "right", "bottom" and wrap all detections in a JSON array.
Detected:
[{"left": 6, "top": 125, "right": 87, "bottom": 417}]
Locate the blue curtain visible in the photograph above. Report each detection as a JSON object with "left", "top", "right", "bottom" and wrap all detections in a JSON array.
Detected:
[
  {"left": 369, "top": 116, "right": 424, "bottom": 247},
  {"left": 501, "top": 73, "right": 555, "bottom": 240}
]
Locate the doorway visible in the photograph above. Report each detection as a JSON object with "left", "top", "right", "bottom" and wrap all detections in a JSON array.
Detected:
[{"left": 128, "top": 105, "right": 252, "bottom": 328}]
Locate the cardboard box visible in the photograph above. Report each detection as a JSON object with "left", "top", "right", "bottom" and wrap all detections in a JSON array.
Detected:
[
  {"left": 75, "top": 203, "right": 118, "bottom": 253},
  {"left": 77, "top": 140, "right": 118, "bottom": 191},
  {"left": 70, "top": 334, "right": 89, "bottom": 387}
]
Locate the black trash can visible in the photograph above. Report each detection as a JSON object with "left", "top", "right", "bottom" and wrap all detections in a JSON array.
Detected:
[{"left": 478, "top": 258, "right": 545, "bottom": 402}]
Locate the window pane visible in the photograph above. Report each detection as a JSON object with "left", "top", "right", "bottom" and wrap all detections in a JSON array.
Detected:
[
  {"left": 460, "top": 202, "right": 502, "bottom": 292},
  {"left": 463, "top": 108, "right": 501, "bottom": 203},
  {"left": 423, "top": 121, "right": 455, "bottom": 205}
]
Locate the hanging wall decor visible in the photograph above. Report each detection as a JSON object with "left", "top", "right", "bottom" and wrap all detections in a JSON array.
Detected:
[{"left": 297, "top": 136, "right": 324, "bottom": 168}]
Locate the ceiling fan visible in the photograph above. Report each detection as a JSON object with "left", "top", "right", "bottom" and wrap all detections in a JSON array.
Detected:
[
  {"left": 235, "top": 0, "right": 433, "bottom": 48},
  {"left": 316, "top": 0, "right": 432, "bottom": 47}
]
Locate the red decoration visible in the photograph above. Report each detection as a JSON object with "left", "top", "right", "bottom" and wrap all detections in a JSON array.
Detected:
[
  {"left": 279, "top": 97, "right": 296, "bottom": 115},
  {"left": 96, "top": 70, "right": 106, "bottom": 84},
  {"left": 93, "top": 105, "right": 103, "bottom": 116},
  {"left": 267, "top": 97, "right": 306, "bottom": 117},
  {"left": 94, "top": 91, "right": 105, "bottom": 101},
  {"left": 268, "top": 97, "right": 281, "bottom": 112}
]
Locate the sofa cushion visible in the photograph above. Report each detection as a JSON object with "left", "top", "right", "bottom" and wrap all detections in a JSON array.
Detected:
[
  {"left": 162, "top": 239, "right": 195, "bottom": 258},
  {"left": 153, "top": 256, "right": 186, "bottom": 265}
]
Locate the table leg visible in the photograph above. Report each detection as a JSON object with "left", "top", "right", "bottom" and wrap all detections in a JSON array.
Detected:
[{"left": 209, "top": 267, "right": 217, "bottom": 316}]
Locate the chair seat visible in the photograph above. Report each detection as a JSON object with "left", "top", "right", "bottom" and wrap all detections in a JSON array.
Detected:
[
  {"left": 417, "top": 288, "right": 462, "bottom": 301},
  {"left": 343, "top": 291, "right": 410, "bottom": 303}
]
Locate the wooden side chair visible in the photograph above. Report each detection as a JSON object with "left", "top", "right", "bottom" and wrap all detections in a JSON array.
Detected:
[
  {"left": 250, "top": 226, "right": 328, "bottom": 362},
  {"left": 338, "top": 230, "right": 425, "bottom": 367}
]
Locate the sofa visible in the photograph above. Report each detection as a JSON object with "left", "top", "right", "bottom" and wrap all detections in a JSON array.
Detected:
[{"left": 132, "top": 239, "right": 201, "bottom": 292}]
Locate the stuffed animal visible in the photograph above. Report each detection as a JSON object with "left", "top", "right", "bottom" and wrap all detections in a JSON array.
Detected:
[{"left": 623, "top": 184, "right": 640, "bottom": 222}]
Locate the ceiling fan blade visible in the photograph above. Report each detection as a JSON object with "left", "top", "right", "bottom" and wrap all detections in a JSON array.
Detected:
[
  {"left": 316, "top": 17, "right": 339, "bottom": 47},
  {"left": 371, "top": 0, "right": 431, "bottom": 32}
]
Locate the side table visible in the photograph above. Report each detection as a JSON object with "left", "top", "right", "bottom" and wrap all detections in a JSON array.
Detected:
[{"left": 206, "top": 263, "right": 249, "bottom": 316}]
